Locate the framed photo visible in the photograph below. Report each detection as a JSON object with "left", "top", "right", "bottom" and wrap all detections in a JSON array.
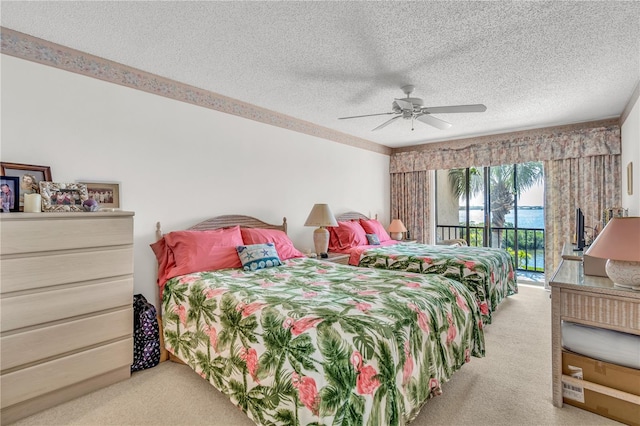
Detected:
[
  {"left": 0, "top": 176, "right": 20, "bottom": 212},
  {"left": 0, "top": 162, "right": 52, "bottom": 211},
  {"left": 78, "top": 181, "right": 121, "bottom": 209},
  {"left": 39, "top": 182, "right": 88, "bottom": 212}
]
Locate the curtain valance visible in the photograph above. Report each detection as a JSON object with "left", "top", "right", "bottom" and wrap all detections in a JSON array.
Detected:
[{"left": 390, "top": 124, "right": 620, "bottom": 172}]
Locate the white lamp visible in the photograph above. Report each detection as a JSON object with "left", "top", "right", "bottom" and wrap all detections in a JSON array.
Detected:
[
  {"left": 388, "top": 219, "right": 408, "bottom": 241},
  {"left": 304, "top": 204, "right": 338, "bottom": 257},
  {"left": 584, "top": 217, "right": 640, "bottom": 289}
]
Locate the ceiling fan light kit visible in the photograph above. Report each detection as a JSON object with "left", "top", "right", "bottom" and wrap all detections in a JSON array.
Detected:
[{"left": 339, "top": 84, "right": 486, "bottom": 132}]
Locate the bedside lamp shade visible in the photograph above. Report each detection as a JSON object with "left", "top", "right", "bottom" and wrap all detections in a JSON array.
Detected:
[
  {"left": 304, "top": 204, "right": 338, "bottom": 256},
  {"left": 388, "top": 219, "right": 407, "bottom": 241},
  {"left": 584, "top": 217, "right": 640, "bottom": 289}
]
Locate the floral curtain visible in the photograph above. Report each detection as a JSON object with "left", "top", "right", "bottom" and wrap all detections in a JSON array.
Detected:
[
  {"left": 544, "top": 155, "right": 621, "bottom": 286},
  {"left": 390, "top": 123, "right": 620, "bottom": 172},
  {"left": 390, "top": 171, "right": 430, "bottom": 244}
]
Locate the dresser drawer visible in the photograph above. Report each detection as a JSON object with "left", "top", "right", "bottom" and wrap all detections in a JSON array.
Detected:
[
  {"left": 1, "top": 308, "right": 133, "bottom": 371},
  {"left": 561, "top": 289, "right": 640, "bottom": 333},
  {"left": 0, "top": 247, "right": 133, "bottom": 294},
  {"left": 0, "top": 278, "right": 133, "bottom": 332},
  {"left": 1, "top": 216, "right": 133, "bottom": 254},
  {"left": 0, "top": 338, "right": 133, "bottom": 408}
]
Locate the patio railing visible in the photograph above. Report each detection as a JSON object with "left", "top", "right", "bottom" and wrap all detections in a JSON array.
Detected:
[{"left": 435, "top": 225, "right": 545, "bottom": 273}]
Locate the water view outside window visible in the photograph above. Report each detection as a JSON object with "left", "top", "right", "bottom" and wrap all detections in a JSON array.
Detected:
[{"left": 436, "top": 162, "right": 545, "bottom": 275}]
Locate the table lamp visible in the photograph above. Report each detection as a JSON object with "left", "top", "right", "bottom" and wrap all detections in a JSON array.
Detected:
[
  {"left": 584, "top": 217, "right": 640, "bottom": 289},
  {"left": 304, "top": 203, "right": 338, "bottom": 257},
  {"left": 388, "top": 219, "right": 407, "bottom": 241}
]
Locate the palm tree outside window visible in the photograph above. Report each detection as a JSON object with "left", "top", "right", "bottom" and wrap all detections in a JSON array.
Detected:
[{"left": 435, "top": 162, "right": 545, "bottom": 277}]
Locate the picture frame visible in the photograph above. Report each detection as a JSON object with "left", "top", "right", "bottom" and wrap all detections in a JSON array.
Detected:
[
  {"left": 0, "top": 176, "right": 20, "bottom": 212},
  {"left": 627, "top": 162, "right": 633, "bottom": 196},
  {"left": 39, "top": 182, "right": 88, "bottom": 212},
  {"left": 78, "top": 181, "right": 121, "bottom": 209},
  {"left": 0, "top": 162, "right": 52, "bottom": 211}
]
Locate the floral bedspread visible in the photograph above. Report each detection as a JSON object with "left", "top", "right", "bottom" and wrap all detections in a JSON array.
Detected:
[
  {"left": 162, "top": 257, "right": 485, "bottom": 426},
  {"left": 357, "top": 244, "right": 518, "bottom": 324}
]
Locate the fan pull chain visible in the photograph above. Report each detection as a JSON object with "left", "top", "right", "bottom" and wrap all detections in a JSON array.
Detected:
[{"left": 411, "top": 116, "right": 415, "bottom": 131}]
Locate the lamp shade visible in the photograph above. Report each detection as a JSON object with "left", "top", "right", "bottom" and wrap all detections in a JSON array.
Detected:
[
  {"left": 584, "top": 217, "right": 640, "bottom": 262},
  {"left": 304, "top": 204, "right": 338, "bottom": 227},
  {"left": 388, "top": 219, "right": 407, "bottom": 233},
  {"left": 584, "top": 217, "right": 640, "bottom": 289}
]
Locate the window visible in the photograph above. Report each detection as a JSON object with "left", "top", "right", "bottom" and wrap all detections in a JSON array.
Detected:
[{"left": 436, "top": 162, "right": 545, "bottom": 276}]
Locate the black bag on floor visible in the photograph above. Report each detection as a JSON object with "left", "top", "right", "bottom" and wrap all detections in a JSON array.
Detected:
[{"left": 131, "top": 294, "right": 161, "bottom": 372}]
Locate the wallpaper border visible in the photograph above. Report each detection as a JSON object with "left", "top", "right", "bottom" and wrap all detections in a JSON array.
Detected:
[{"left": 0, "top": 27, "right": 392, "bottom": 156}]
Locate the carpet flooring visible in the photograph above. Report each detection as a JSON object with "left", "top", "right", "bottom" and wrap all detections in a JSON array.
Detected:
[{"left": 8, "top": 285, "right": 622, "bottom": 426}]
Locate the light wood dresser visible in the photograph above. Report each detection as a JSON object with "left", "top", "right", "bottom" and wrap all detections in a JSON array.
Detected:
[
  {"left": 0, "top": 211, "right": 135, "bottom": 424},
  {"left": 549, "top": 258, "right": 640, "bottom": 424}
]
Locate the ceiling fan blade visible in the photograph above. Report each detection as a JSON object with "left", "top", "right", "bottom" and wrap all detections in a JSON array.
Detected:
[
  {"left": 416, "top": 113, "right": 452, "bottom": 130},
  {"left": 372, "top": 115, "right": 402, "bottom": 131},
  {"left": 338, "top": 112, "right": 395, "bottom": 120},
  {"left": 394, "top": 98, "right": 414, "bottom": 111},
  {"left": 421, "top": 104, "right": 487, "bottom": 114}
]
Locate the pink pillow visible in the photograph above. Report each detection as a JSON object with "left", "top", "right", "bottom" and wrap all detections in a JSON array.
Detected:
[
  {"left": 164, "top": 226, "right": 243, "bottom": 250},
  {"left": 328, "top": 226, "right": 341, "bottom": 251},
  {"left": 162, "top": 226, "right": 243, "bottom": 276},
  {"left": 334, "top": 220, "right": 368, "bottom": 249},
  {"left": 170, "top": 246, "right": 242, "bottom": 277},
  {"left": 150, "top": 237, "right": 242, "bottom": 293},
  {"left": 150, "top": 238, "right": 176, "bottom": 287},
  {"left": 241, "top": 228, "right": 305, "bottom": 260},
  {"left": 359, "top": 218, "right": 392, "bottom": 242}
]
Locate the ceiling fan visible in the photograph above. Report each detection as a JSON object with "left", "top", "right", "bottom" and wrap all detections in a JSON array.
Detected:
[{"left": 338, "top": 85, "right": 487, "bottom": 131}]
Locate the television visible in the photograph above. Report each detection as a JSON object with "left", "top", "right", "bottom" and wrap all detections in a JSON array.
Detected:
[{"left": 574, "top": 207, "right": 585, "bottom": 251}]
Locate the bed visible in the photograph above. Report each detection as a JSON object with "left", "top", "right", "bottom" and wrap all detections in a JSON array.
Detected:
[
  {"left": 328, "top": 212, "right": 518, "bottom": 325},
  {"left": 152, "top": 215, "right": 485, "bottom": 426}
]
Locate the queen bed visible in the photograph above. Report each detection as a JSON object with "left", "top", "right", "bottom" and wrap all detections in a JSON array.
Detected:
[
  {"left": 152, "top": 215, "right": 485, "bottom": 426},
  {"left": 328, "top": 212, "right": 518, "bottom": 325}
]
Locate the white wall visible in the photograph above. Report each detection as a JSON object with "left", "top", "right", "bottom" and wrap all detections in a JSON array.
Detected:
[
  {"left": 1, "top": 55, "right": 390, "bottom": 305},
  {"left": 621, "top": 87, "right": 640, "bottom": 215}
]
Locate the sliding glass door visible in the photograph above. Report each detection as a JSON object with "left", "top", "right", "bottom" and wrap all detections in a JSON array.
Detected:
[{"left": 435, "top": 162, "right": 545, "bottom": 276}]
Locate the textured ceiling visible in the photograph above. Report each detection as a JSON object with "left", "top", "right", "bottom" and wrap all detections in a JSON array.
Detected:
[{"left": 1, "top": 1, "right": 639, "bottom": 148}]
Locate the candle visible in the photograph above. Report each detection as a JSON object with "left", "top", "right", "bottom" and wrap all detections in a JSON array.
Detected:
[{"left": 24, "top": 193, "right": 42, "bottom": 213}]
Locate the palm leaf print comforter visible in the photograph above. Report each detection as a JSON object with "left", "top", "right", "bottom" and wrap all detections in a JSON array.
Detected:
[
  {"left": 357, "top": 244, "right": 517, "bottom": 324},
  {"left": 162, "top": 257, "right": 485, "bottom": 426}
]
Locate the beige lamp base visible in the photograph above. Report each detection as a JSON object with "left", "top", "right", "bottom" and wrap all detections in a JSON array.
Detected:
[
  {"left": 313, "top": 227, "right": 330, "bottom": 256},
  {"left": 606, "top": 259, "right": 640, "bottom": 290},
  {"left": 390, "top": 232, "right": 404, "bottom": 241}
]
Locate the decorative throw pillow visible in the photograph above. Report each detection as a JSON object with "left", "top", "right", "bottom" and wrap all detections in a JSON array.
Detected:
[
  {"left": 240, "top": 228, "right": 305, "bottom": 260},
  {"left": 366, "top": 233, "right": 381, "bottom": 245},
  {"left": 236, "top": 243, "right": 282, "bottom": 271}
]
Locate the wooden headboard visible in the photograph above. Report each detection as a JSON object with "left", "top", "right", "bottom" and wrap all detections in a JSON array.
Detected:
[
  {"left": 335, "top": 211, "right": 376, "bottom": 221},
  {"left": 155, "top": 215, "right": 287, "bottom": 240}
]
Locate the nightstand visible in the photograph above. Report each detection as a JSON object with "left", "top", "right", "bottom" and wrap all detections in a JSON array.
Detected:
[
  {"left": 549, "top": 258, "right": 640, "bottom": 425},
  {"left": 322, "top": 253, "right": 350, "bottom": 265},
  {"left": 401, "top": 239, "right": 417, "bottom": 243}
]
